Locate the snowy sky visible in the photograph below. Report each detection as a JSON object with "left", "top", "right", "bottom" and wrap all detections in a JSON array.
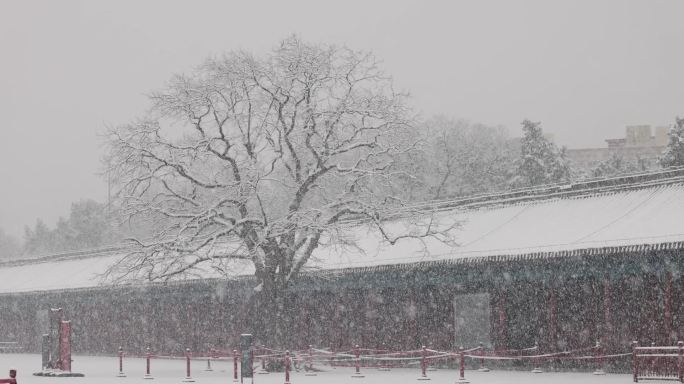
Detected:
[{"left": 1, "top": 0, "right": 684, "bottom": 238}]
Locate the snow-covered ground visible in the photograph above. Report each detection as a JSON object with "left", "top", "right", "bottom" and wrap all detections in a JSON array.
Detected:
[{"left": 0, "top": 353, "right": 643, "bottom": 384}]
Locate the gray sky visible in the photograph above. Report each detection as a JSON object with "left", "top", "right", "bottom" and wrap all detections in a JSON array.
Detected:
[{"left": 1, "top": 0, "right": 684, "bottom": 238}]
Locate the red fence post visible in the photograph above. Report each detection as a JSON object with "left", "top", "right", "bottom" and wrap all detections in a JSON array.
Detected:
[
  {"left": 59, "top": 321, "right": 72, "bottom": 372},
  {"left": 632, "top": 341, "right": 639, "bottom": 383},
  {"left": 650, "top": 342, "right": 657, "bottom": 377},
  {"left": 205, "top": 347, "right": 213, "bottom": 372},
  {"left": 478, "top": 342, "right": 489, "bottom": 372},
  {"left": 457, "top": 347, "right": 469, "bottom": 383},
  {"left": 117, "top": 346, "right": 126, "bottom": 378},
  {"left": 182, "top": 348, "right": 194, "bottom": 383},
  {"left": 593, "top": 340, "right": 606, "bottom": 375},
  {"left": 284, "top": 350, "right": 291, "bottom": 384},
  {"left": 144, "top": 347, "right": 153, "bottom": 380},
  {"left": 329, "top": 346, "right": 335, "bottom": 369},
  {"left": 417, "top": 345, "right": 429, "bottom": 380},
  {"left": 351, "top": 344, "right": 364, "bottom": 378},
  {"left": 531, "top": 341, "right": 543, "bottom": 373},
  {"left": 233, "top": 349, "right": 239, "bottom": 384}
]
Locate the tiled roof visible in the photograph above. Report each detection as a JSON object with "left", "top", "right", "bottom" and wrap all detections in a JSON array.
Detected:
[{"left": 2, "top": 168, "right": 684, "bottom": 294}]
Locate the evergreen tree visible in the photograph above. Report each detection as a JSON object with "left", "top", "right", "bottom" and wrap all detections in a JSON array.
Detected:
[
  {"left": 23, "top": 219, "right": 53, "bottom": 255},
  {"left": 0, "top": 228, "right": 21, "bottom": 259},
  {"left": 591, "top": 152, "right": 640, "bottom": 178},
  {"left": 660, "top": 117, "right": 684, "bottom": 167},
  {"left": 22, "top": 199, "right": 116, "bottom": 256},
  {"left": 403, "top": 117, "right": 516, "bottom": 200},
  {"left": 514, "top": 119, "right": 570, "bottom": 187}
]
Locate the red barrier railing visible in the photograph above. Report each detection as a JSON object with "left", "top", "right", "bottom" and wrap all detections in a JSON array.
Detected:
[
  {"left": 112, "top": 340, "right": 638, "bottom": 384},
  {"left": 632, "top": 341, "right": 684, "bottom": 383}
]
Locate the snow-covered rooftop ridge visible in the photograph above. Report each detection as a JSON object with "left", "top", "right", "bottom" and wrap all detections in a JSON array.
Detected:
[
  {"left": 6, "top": 166, "right": 684, "bottom": 270},
  {"left": 0, "top": 245, "right": 128, "bottom": 269},
  {"left": 395, "top": 166, "right": 684, "bottom": 216},
  {"left": 2, "top": 170, "right": 684, "bottom": 293}
]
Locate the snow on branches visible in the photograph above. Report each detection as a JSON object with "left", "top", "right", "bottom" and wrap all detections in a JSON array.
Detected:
[{"left": 104, "top": 36, "right": 451, "bottom": 294}]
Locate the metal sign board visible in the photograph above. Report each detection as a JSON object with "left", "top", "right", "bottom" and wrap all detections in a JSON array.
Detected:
[{"left": 239, "top": 334, "right": 253, "bottom": 380}]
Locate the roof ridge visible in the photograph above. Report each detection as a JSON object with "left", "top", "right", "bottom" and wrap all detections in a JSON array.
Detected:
[
  {"left": 0, "top": 245, "right": 129, "bottom": 268},
  {"left": 8, "top": 167, "right": 684, "bottom": 266},
  {"left": 394, "top": 166, "right": 684, "bottom": 215},
  {"left": 305, "top": 240, "right": 684, "bottom": 277}
]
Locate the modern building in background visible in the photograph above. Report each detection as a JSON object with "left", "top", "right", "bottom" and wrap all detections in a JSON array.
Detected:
[{"left": 566, "top": 125, "right": 669, "bottom": 171}]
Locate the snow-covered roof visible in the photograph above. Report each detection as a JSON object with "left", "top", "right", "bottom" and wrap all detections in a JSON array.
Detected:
[{"left": 3, "top": 169, "right": 684, "bottom": 294}]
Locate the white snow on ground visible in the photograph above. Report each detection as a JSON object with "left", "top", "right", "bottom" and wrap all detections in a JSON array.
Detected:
[{"left": 0, "top": 353, "right": 645, "bottom": 384}]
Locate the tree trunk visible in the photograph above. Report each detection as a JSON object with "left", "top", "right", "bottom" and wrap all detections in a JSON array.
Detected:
[{"left": 253, "top": 279, "right": 291, "bottom": 348}]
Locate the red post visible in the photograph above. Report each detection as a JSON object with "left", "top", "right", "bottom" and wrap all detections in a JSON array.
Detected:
[
  {"left": 182, "top": 347, "right": 193, "bottom": 382},
  {"left": 60, "top": 321, "right": 72, "bottom": 372},
  {"left": 650, "top": 342, "right": 656, "bottom": 376},
  {"left": 205, "top": 348, "right": 213, "bottom": 371},
  {"left": 233, "top": 349, "right": 239, "bottom": 383},
  {"left": 457, "top": 346, "right": 469, "bottom": 383},
  {"left": 330, "top": 346, "right": 336, "bottom": 369},
  {"left": 144, "top": 347, "right": 153, "bottom": 379},
  {"left": 632, "top": 341, "right": 639, "bottom": 383},
  {"left": 593, "top": 340, "right": 605, "bottom": 375},
  {"left": 117, "top": 346, "right": 126, "bottom": 377},
  {"left": 284, "top": 350, "right": 291, "bottom": 384},
  {"left": 478, "top": 342, "right": 489, "bottom": 372},
  {"left": 531, "top": 342, "right": 542, "bottom": 373},
  {"left": 351, "top": 344, "right": 364, "bottom": 378},
  {"left": 420, "top": 345, "right": 427, "bottom": 378}
]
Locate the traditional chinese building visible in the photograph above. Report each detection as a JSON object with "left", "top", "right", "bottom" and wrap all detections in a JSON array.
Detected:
[{"left": 1, "top": 168, "right": 684, "bottom": 360}]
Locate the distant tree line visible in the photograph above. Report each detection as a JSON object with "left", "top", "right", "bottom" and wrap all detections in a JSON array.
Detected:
[
  {"left": 0, "top": 228, "right": 21, "bottom": 259},
  {"left": 0, "top": 199, "right": 118, "bottom": 259},
  {"left": 402, "top": 115, "right": 684, "bottom": 203}
]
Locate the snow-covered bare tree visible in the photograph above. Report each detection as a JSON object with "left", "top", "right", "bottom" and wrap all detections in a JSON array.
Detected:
[
  {"left": 660, "top": 117, "right": 684, "bottom": 168},
  {"left": 411, "top": 117, "right": 515, "bottom": 199},
  {"left": 104, "top": 37, "right": 444, "bottom": 338}
]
